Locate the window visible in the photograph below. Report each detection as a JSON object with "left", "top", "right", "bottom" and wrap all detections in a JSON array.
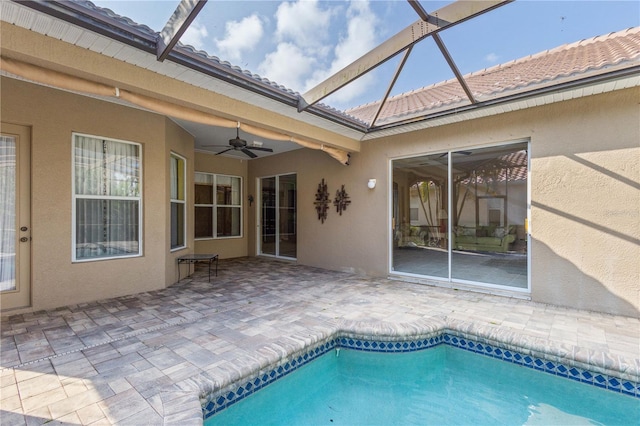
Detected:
[
  {"left": 195, "top": 173, "right": 241, "bottom": 239},
  {"left": 170, "top": 154, "right": 186, "bottom": 250},
  {"left": 73, "top": 134, "right": 141, "bottom": 261}
]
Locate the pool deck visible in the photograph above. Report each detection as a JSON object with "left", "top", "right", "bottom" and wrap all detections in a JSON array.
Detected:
[{"left": 1, "top": 257, "right": 639, "bottom": 425}]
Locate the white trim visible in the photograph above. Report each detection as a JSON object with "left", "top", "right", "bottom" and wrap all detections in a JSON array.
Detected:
[
  {"left": 363, "top": 75, "right": 640, "bottom": 141},
  {"left": 194, "top": 171, "right": 243, "bottom": 239},
  {"left": 526, "top": 140, "right": 532, "bottom": 292},
  {"left": 71, "top": 132, "right": 143, "bottom": 262},
  {"left": 257, "top": 172, "right": 297, "bottom": 260},
  {"left": 388, "top": 162, "right": 394, "bottom": 275},
  {"left": 388, "top": 273, "right": 532, "bottom": 300},
  {"left": 389, "top": 138, "right": 531, "bottom": 293},
  {"left": 447, "top": 149, "right": 452, "bottom": 280},
  {"left": 170, "top": 152, "right": 187, "bottom": 252}
]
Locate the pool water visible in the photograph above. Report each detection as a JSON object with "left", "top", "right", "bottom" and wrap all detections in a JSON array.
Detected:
[{"left": 205, "top": 345, "right": 639, "bottom": 425}]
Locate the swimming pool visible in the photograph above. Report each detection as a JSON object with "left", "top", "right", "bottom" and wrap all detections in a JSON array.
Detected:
[{"left": 202, "top": 335, "right": 640, "bottom": 425}]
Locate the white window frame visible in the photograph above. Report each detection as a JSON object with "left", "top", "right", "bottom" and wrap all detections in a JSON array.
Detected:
[
  {"left": 170, "top": 153, "right": 187, "bottom": 251},
  {"left": 388, "top": 138, "right": 531, "bottom": 294},
  {"left": 194, "top": 172, "right": 243, "bottom": 240},
  {"left": 71, "top": 133, "right": 143, "bottom": 262}
]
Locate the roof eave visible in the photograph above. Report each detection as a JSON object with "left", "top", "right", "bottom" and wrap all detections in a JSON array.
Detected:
[
  {"left": 15, "top": 0, "right": 369, "bottom": 134},
  {"left": 365, "top": 65, "right": 640, "bottom": 135}
]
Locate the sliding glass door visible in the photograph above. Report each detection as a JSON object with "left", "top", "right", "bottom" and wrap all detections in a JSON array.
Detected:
[
  {"left": 392, "top": 153, "right": 449, "bottom": 279},
  {"left": 391, "top": 142, "right": 529, "bottom": 291},
  {"left": 450, "top": 145, "right": 528, "bottom": 288},
  {"left": 259, "top": 174, "right": 296, "bottom": 259}
]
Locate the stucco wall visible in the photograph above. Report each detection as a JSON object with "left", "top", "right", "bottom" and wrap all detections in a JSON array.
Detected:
[
  {"left": 249, "top": 88, "right": 639, "bottom": 317},
  {"left": 1, "top": 77, "right": 193, "bottom": 310},
  {"left": 2, "top": 76, "right": 637, "bottom": 317},
  {"left": 528, "top": 88, "right": 639, "bottom": 317},
  {"left": 193, "top": 153, "right": 249, "bottom": 259},
  {"left": 249, "top": 149, "right": 386, "bottom": 275}
]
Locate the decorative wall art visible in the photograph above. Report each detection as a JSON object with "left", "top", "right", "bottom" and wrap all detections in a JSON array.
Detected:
[
  {"left": 334, "top": 184, "right": 351, "bottom": 215},
  {"left": 314, "top": 178, "right": 329, "bottom": 223}
]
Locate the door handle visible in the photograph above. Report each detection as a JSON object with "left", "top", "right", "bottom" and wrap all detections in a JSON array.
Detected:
[
  {"left": 20, "top": 226, "right": 28, "bottom": 232},
  {"left": 20, "top": 237, "right": 29, "bottom": 242}
]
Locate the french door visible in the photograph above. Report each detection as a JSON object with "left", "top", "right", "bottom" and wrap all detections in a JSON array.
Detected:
[
  {"left": 0, "top": 123, "right": 31, "bottom": 310},
  {"left": 259, "top": 174, "right": 297, "bottom": 259}
]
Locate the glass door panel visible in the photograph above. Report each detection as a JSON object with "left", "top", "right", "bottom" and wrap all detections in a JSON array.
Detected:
[
  {"left": 261, "top": 177, "right": 276, "bottom": 256},
  {"left": 259, "top": 174, "right": 297, "bottom": 259},
  {"left": 0, "top": 123, "right": 31, "bottom": 310},
  {"left": 392, "top": 153, "right": 449, "bottom": 278},
  {"left": 0, "top": 136, "right": 16, "bottom": 292},
  {"left": 278, "top": 174, "right": 297, "bottom": 259},
  {"left": 451, "top": 144, "right": 528, "bottom": 288}
]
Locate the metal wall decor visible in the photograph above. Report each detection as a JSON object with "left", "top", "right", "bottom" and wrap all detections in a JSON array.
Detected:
[
  {"left": 314, "top": 178, "right": 329, "bottom": 223},
  {"left": 333, "top": 184, "right": 351, "bottom": 215}
]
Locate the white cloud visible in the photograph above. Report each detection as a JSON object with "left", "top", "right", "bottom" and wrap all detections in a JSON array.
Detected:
[
  {"left": 258, "top": 42, "right": 316, "bottom": 91},
  {"left": 180, "top": 21, "right": 208, "bottom": 50},
  {"left": 275, "top": 0, "right": 332, "bottom": 49},
  {"left": 215, "top": 14, "right": 264, "bottom": 62},
  {"left": 306, "top": 1, "right": 380, "bottom": 105},
  {"left": 485, "top": 53, "right": 499, "bottom": 63},
  {"left": 256, "top": 0, "right": 381, "bottom": 105},
  {"left": 332, "top": 1, "right": 378, "bottom": 71}
]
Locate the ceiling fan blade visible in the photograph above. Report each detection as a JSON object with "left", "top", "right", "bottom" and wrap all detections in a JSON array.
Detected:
[
  {"left": 201, "top": 144, "right": 230, "bottom": 148},
  {"left": 215, "top": 148, "right": 233, "bottom": 156},
  {"left": 246, "top": 146, "right": 274, "bottom": 152},
  {"left": 241, "top": 148, "right": 258, "bottom": 158}
]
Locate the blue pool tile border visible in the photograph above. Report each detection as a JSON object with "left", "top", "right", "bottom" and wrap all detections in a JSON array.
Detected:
[
  {"left": 202, "top": 333, "right": 639, "bottom": 420},
  {"left": 202, "top": 339, "right": 340, "bottom": 419}
]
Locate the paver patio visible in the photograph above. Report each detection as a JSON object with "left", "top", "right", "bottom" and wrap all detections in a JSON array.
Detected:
[{"left": 1, "top": 257, "right": 639, "bottom": 424}]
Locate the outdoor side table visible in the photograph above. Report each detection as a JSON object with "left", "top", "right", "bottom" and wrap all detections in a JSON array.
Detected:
[{"left": 177, "top": 254, "right": 219, "bottom": 282}]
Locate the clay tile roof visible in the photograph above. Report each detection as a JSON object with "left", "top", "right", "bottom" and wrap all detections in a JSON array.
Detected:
[{"left": 347, "top": 27, "right": 640, "bottom": 125}]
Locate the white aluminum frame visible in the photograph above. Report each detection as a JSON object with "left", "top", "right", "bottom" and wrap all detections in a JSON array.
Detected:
[
  {"left": 194, "top": 172, "right": 243, "bottom": 240},
  {"left": 170, "top": 152, "right": 187, "bottom": 252},
  {"left": 388, "top": 138, "right": 531, "bottom": 296},
  {"left": 71, "top": 132, "right": 143, "bottom": 262},
  {"left": 257, "top": 172, "right": 297, "bottom": 260}
]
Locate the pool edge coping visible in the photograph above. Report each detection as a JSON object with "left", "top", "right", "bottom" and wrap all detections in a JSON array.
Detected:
[{"left": 182, "top": 317, "right": 639, "bottom": 423}]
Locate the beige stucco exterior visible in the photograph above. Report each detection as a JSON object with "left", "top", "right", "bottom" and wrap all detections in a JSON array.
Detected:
[
  {"left": 1, "top": 77, "right": 195, "bottom": 311},
  {"left": 1, "top": 18, "right": 638, "bottom": 318},
  {"left": 248, "top": 88, "right": 640, "bottom": 317}
]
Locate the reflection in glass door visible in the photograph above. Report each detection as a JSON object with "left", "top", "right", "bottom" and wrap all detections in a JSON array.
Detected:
[
  {"left": 259, "top": 174, "right": 296, "bottom": 259},
  {"left": 391, "top": 142, "right": 528, "bottom": 291},
  {"left": 392, "top": 154, "right": 449, "bottom": 278},
  {"left": 451, "top": 144, "right": 528, "bottom": 288}
]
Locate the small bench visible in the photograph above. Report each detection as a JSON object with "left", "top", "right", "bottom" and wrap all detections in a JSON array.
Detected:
[{"left": 177, "top": 254, "right": 219, "bottom": 282}]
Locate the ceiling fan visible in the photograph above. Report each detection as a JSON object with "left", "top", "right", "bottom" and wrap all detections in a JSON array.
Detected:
[{"left": 203, "top": 127, "right": 273, "bottom": 158}]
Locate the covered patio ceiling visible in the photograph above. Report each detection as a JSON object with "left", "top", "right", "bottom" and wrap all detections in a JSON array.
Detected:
[{"left": 3, "top": 0, "right": 638, "bottom": 160}]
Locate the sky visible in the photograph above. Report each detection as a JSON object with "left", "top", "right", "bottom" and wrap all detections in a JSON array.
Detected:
[{"left": 92, "top": 0, "right": 639, "bottom": 110}]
